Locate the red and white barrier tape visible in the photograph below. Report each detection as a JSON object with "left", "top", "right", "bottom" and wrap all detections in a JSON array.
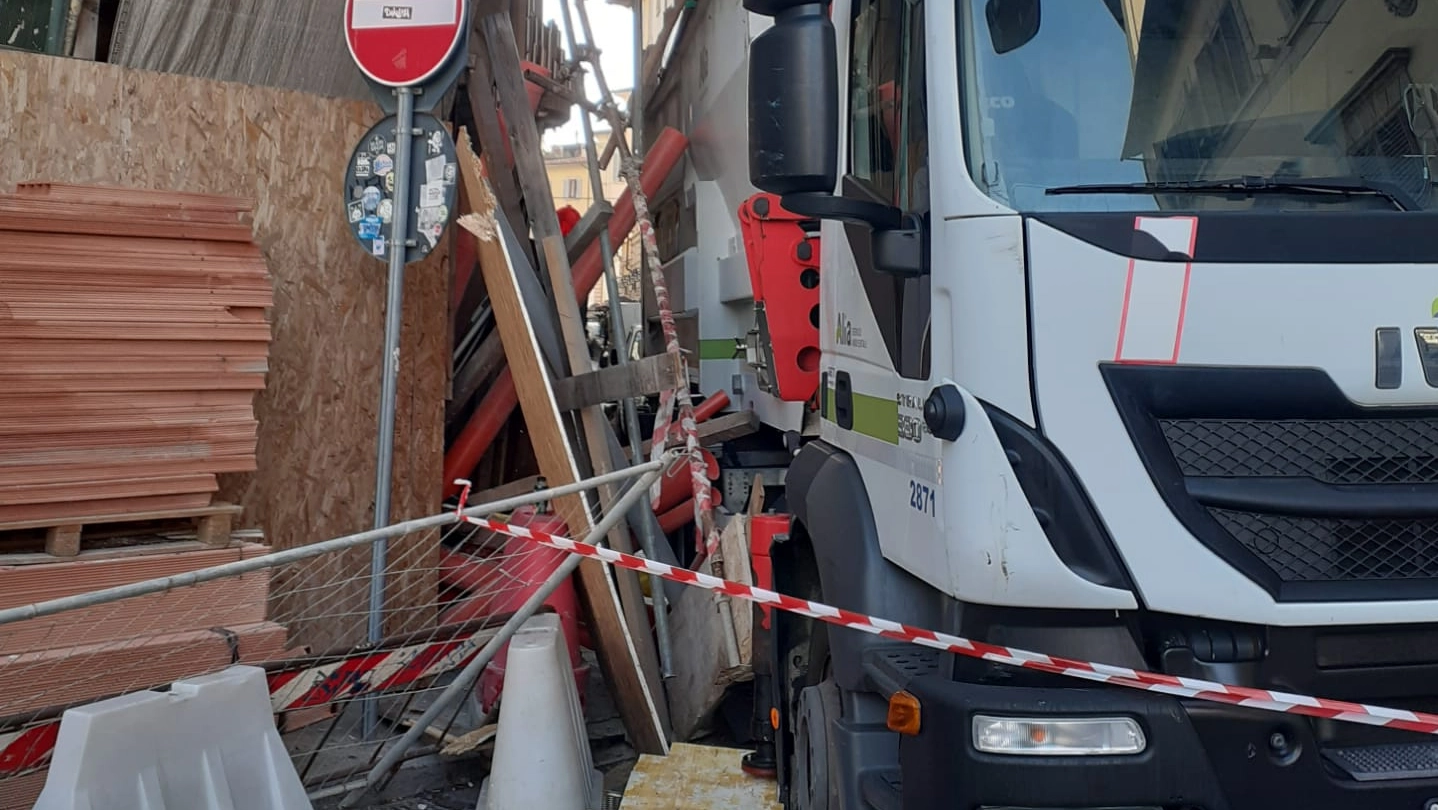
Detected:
[
  {"left": 456, "top": 502, "right": 1438, "bottom": 735},
  {"left": 621, "top": 158, "right": 719, "bottom": 558}
]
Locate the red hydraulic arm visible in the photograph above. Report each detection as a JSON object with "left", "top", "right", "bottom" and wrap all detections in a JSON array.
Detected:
[{"left": 738, "top": 192, "right": 821, "bottom": 403}]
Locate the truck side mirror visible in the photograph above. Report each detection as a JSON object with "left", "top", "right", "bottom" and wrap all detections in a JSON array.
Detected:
[
  {"left": 748, "top": 3, "right": 839, "bottom": 196},
  {"left": 748, "top": 3, "right": 905, "bottom": 232},
  {"left": 986, "top": 0, "right": 1040, "bottom": 54}
]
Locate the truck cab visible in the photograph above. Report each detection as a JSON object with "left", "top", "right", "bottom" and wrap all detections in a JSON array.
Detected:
[{"left": 718, "top": 0, "right": 1438, "bottom": 807}]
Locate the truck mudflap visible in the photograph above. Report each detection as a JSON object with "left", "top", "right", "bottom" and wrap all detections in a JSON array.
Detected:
[{"left": 872, "top": 645, "right": 1438, "bottom": 810}]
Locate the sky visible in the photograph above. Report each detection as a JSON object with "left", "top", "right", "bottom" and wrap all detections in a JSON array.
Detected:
[{"left": 539, "top": 0, "right": 637, "bottom": 147}]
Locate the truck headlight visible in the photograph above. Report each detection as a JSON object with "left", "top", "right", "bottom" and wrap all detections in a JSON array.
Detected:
[{"left": 972, "top": 715, "right": 1146, "bottom": 756}]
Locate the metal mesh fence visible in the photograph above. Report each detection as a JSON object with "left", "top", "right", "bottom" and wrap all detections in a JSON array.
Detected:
[{"left": 0, "top": 461, "right": 666, "bottom": 808}]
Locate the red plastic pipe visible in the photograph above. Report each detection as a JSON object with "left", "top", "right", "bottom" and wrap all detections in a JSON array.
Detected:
[
  {"left": 657, "top": 390, "right": 732, "bottom": 446},
  {"left": 693, "top": 390, "right": 731, "bottom": 422},
  {"left": 657, "top": 486, "right": 722, "bottom": 534},
  {"left": 444, "top": 369, "right": 516, "bottom": 493},
  {"left": 655, "top": 447, "right": 719, "bottom": 514},
  {"left": 443, "top": 128, "right": 691, "bottom": 495},
  {"left": 569, "top": 128, "right": 689, "bottom": 298}
]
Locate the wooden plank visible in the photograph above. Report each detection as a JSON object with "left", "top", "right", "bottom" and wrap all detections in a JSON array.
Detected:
[
  {"left": 464, "top": 474, "right": 544, "bottom": 506},
  {"left": 0, "top": 231, "right": 263, "bottom": 258},
  {"left": 0, "top": 539, "right": 240, "bottom": 568},
  {"left": 0, "top": 494, "right": 215, "bottom": 526},
  {"left": 0, "top": 340, "right": 272, "bottom": 360},
  {"left": 464, "top": 27, "right": 529, "bottom": 256},
  {"left": 665, "top": 516, "right": 753, "bottom": 740},
  {"left": 0, "top": 210, "right": 254, "bottom": 242},
  {"left": 0, "top": 621, "right": 290, "bottom": 719},
  {"left": 195, "top": 510, "right": 234, "bottom": 547},
  {"left": 552, "top": 352, "right": 685, "bottom": 412},
  {"left": 0, "top": 409, "right": 257, "bottom": 437},
  {"left": 0, "top": 474, "right": 219, "bottom": 505},
  {"left": 0, "top": 542, "right": 266, "bottom": 605},
  {"left": 0, "top": 390, "right": 254, "bottom": 414},
  {"left": 43, "top": 527, "right": 80, "bottom": 558},
  {"left": 539, "top": 233, "right": 670, "bottom": 735},
  {"left": 455, "top": 132, "right": 669, "bottom": 754},
  {"left": 0, "top": 424, "right": 257, "bottom": 453},
  {"left": 0, "top": 770, "right": 47, "bottom": 810},
  {"left": 640, "top": 2, "right": 687, "bottom": 112},
  {"left": 635, "top": 410, "right": 763, "bottom": 460},
  {"left": 0, "top": 288, "right": 273, "bottom": 308},
  {"left": 0, "top": 503, "right": 242, "bottom": 533},
  {"left": 0, "top": 561, "right": 269, "bottom": 652},
  {"left": 0, "top": 443, "right": 259, "bottom": 471},
  {"left": 479, "top": 10, "right": 562, "bottom": 291}
]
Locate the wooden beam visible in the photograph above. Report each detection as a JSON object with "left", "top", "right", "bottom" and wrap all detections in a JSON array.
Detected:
[
  {"left": 540, "top": 229, "right": 671, "bottom": 736},
  {"left": 598, "top": 128, "right": 620, "bottom": 172},
  {"left": 552, "top": 352, "right": 684, "bottom": 412},
  {"left": 465, "top": 474, "right": 544, "bottom": 505},
  {"left": 633, "top": 411, "right": 762, "bottom": 460},
  {"left": 465, "top": 31, "right": 529, "bottom": 255},
  {"left": 479, "top": 11, "right": 563, "bottom": 297},
  {"left": 456, "top": 133, "right": 669, "bottom": 754}
]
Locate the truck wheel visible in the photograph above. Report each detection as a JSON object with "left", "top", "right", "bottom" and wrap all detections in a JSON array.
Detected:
[{"left": 791, "top": 677, "right": 842, "bottom": 810}]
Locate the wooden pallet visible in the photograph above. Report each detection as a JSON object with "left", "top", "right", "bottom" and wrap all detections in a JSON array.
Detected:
[{"left": 0, "top": 502, "right": 244, "bottom": 559}]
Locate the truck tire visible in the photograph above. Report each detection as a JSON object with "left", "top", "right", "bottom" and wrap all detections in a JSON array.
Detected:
[{"left": 792, "top": 677, "right": 842, "bottom": 810}]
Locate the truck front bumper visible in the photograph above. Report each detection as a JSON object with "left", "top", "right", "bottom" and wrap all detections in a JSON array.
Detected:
[{"left": 899, "top": 673, "right": 1438, "bottom": 810}]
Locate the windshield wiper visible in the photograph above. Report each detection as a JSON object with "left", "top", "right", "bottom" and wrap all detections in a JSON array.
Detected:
[{"left": 1045, "top": 175, "right": 1416, "bottom": 211}]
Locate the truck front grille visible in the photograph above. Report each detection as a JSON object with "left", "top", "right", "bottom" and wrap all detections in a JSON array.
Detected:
[
  {"left": 1210, "top": 509, "right": 1438, "bottom": 582},
  {"left": 1164, "top": 418, "right": 1438, "bottom": 583},
  {"left": 1161, "top": 418, "right": 1438, "bottom": 484},
  {"left": 1100, "top": 365, "right": 1438, "bottom": 602}
]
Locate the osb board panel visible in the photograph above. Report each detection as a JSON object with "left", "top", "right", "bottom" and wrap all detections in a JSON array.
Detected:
[
  {"left": 0, "top": 53, "right": 447, "bottom": 650},
  {"left": 622, "top": 743, "right": 780, "bottom": 809}
]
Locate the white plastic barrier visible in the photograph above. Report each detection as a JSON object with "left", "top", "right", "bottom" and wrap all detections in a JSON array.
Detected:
[
  {"left": 34, "top": 665, "right": 312, "bottom": 810},
  {"left": 478, "top": 612, "right": 603, "bottom": 810}
]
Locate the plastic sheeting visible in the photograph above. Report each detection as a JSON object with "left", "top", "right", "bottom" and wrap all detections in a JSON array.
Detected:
[{"left": 109, "top": 0, "right": 373, "bottom": 100}]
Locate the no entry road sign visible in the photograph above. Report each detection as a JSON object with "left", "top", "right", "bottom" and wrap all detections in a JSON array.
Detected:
[{"left": 344, "top": 0, "right": 466, "bottom": 88}]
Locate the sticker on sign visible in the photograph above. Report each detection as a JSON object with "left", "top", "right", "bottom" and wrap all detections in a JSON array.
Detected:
[{"left": 349, "top": 0, "right": 457, "bottom": 28}]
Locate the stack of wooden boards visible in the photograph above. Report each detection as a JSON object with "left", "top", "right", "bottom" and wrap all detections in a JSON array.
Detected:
[
  {"left": 0, "top": 182, "right": 282, "bottom": 806},
  {"left": 0, "top": 542, "right": 289, "bottom": 809},
  {"left": 0, "top": 183, "right": 272, "bottom": 550}
]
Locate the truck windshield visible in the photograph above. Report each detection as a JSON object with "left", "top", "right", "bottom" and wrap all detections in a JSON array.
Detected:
[{"left": 960, "top": 0, "right": 1438, "bottom": 213}]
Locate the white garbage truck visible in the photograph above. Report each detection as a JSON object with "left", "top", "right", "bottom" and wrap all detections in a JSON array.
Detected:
[{"left": 635, "top": 0, "right": 1438, "bottom": 806}]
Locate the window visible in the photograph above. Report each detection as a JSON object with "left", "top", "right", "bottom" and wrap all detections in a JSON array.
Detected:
[
  {"left": 956, "top": 0, "right": 1438, "bottom": 212},
  {"left": 562, "top": 178, "right": 582, "bottom": 199},
  {"left": 849, "top": 0, "right": 929, "bottom": 212},
  {"left": 846, "top": 0, "right": 930, "bottom": 379}
]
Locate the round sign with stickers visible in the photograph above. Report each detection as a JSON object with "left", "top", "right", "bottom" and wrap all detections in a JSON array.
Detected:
[{"left": 342, "top": 111, "right": 459, "bottom": 265}]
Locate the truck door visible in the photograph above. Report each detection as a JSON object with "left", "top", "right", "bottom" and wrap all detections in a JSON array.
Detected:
[{"left": 824, "top": 0, "right": 942, "bottom": 575}]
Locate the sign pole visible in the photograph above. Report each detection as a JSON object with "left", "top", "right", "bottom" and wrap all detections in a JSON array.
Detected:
[
  {"left": 364, "top": 84, "right": 416, "bottom": 738},
  {"left": 343, "top": 0, "right": 467, "bottom": 738},
  {"left": 369, "top": 85, "right": 416, "bottom": 648}
]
